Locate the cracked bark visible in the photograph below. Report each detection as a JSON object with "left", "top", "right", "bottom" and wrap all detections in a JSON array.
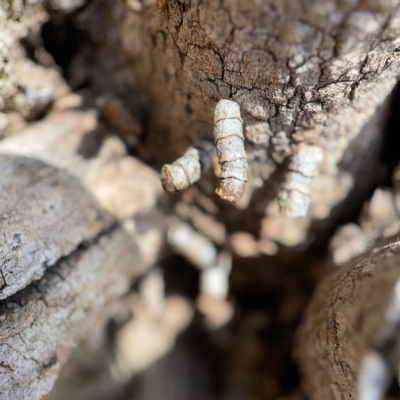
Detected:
[
  {"left": 2, "top": 0, "right": 400, "bottom": 399},
  {"left": 0, "top": 227, "right": 146, "bottom": 400}
]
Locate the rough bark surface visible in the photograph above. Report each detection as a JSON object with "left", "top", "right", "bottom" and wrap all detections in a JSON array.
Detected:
[
  {"left": 0, "top": 105, "right": 165, "bottom": 399},
  {"left": 0, "top": 1, "right": 69, "bottom": 135},
  {"left": 0, "top": 227, "right": 145, "bottom": 400},
  {"left": 2, "top": 0, "right": 400, "bottom": 399},
  {"left": 0, "top": 108, "right": 162, "bottom": 299},
  {"left": 295, "top": 172, "right": 400, "bottom": 400},
  {"left": 0, "top": 154, "right": 113, "bottom": 299},
  {"left": 297, "top": 240, "right": 400, "bottom": 400}
]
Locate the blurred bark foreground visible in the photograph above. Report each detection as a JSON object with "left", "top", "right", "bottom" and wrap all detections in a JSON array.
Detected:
[
  {"left": 0, "top": 109, "right": 165, "bottom": 399},
  {"left": 2, "top": 0, "right": 400, "bottom": 399}
]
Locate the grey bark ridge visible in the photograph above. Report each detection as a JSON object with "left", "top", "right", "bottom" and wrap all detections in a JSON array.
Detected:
[
  {"left": 0, "top": 227, "right": 145, "bottom": 400},
  {"left": 0, "top": 109, "right": 162, "bottom": 299},
  {"left": 0, "top": 108, "right": 166, "bottom": 399},
  {"left": 0, "top": 154, "right": 114, "bottom": 299}
]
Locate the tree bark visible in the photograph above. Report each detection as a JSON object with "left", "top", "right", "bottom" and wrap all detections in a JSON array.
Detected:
[
  {"left": 296, "top": 175, "right": 400, "bottom": 400},
  {"left": 0, "top": 105, "right": 165, "bottom": 399},
  {"left": 0, "top": 227, "right": 144, "bottom": 400},
  {"left": 297, "top": 238, "right": 400, "bottom": 400},
  {"left": 2, "top": 0, "right": 400, "bottom": 399},
  {"left": 0, "top": 108, "right": 162, "bottom": 298}
]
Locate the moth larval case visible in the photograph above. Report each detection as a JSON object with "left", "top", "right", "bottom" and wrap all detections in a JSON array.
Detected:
[
  {"left": 214, "top": 99, "right": 248, "bottom": 204},
  {"left": 279, "top": 143, "right": 323, "bottom": 218},
  {"left": 160, "top": 141, "right": 214, "bottom": 192}
]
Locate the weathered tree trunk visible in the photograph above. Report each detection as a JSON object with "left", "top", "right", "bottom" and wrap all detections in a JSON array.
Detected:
[
  {"left": 297, "top": 239, "right": 400, "bottom": 400},
  {"left": 2, "top": 0, "right": 400, "bottom": 399}
]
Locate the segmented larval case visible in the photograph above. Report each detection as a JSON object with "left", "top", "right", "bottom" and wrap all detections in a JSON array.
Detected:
[
  {"left": 213, "top": 99, "right": 248, "bottom": 204},
  {"left": 278, "top": 143, "right": 323, "bottom": 218},
  {"left": 160, "top": 142, "right": 214, "bottom": 192}
]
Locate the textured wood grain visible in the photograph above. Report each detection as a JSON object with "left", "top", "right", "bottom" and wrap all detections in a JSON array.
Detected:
[
  {"left": 2, "top": 1, "right": 400, "bottom": 399},
  {"left": 297, "top": 241, "right": 400, "bottom": 400}
]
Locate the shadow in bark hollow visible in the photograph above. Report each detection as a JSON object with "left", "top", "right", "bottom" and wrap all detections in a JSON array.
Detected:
[
  {"left": 386, "top": 377, "right": 400, "bottom": 398},
  {"left": 162, "top": 255, "right": 201, "bottom": 300},
  {"left": 40, "top": 5, "right": 151, "bottom": 157},
  {"left": 130, "top": 255, "right": 201, "bottom": 301},
  {"left": 41, "top": 19, "right": 83, "bottom": 80},
  {"left": 382, "top": 82, "right": 400, "bottom": 186}
]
